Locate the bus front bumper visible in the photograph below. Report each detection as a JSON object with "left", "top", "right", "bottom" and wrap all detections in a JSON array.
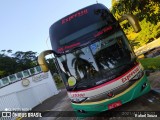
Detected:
[{"left": 71, "top": 74, "right": 150, "bottom": 117}]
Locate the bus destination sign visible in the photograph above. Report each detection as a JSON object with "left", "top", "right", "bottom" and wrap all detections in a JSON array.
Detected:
[{"left": 62, "top": 9, "right": 88, "bottom": 24}]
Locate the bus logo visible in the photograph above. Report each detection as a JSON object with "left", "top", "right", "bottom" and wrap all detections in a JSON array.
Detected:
[
  {"left": 62, "top": 9, "right": 88, "bottom": 24},
  {"left": 122, "top": 66, "right": 140, "bottom": 83},
  {"left": 107, "top": 92, "right": 114, "bottom": 97}
]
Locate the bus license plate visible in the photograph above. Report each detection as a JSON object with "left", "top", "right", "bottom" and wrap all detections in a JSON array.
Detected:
[{"left": 108, "top": 101, "right": 122, "bottom": 110}]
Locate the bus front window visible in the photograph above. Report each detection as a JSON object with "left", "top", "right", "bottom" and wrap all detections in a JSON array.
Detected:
[
  {"left": 57, "top": 30, "right": 136, "bottom": 91},
  {"left": 57, "top": 47, "right": 100, "bottom": 91},
  {"left": 91, "top": 30, "right": 136, "bottom": 80}
]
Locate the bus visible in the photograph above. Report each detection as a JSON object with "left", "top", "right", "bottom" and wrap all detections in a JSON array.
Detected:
[{"left": 38, "top": 3, "right": 150, "bottom": 117}]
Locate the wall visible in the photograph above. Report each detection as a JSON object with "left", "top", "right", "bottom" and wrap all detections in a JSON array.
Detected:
[{"left": 0, "top": 71, "right": 59, "bottom": 111}]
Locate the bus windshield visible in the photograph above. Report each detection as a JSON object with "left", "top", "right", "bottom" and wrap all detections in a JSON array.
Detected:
[
  {"left": 49, "top": 4, "right": 117, "bottom": 53},
  {"left": 56, "top": 30, "right": 136, "bottom": 91}
]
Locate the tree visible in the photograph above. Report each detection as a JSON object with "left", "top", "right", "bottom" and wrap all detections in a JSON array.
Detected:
[
  {"left": 46, "top": 58, "right": 57, "bottom": 75},
  {"left": 0, "top": 50, "right": 38, "bottom": 78},
  {"left": 111, "top": 0, "right": 160, "bottom": 49},
  {"left": 71, "top": 50, "right": 95, "bottom": 79},
  {"left": 111, "top": 0, "right": 160, "bottom": 24},
  {"left": 12, "top": 51, "right": 38, "bottom": 70},
  {"left": 0, "top": 53, "right": 17, "bottom": 78},
  {"left": 0, "top": 50, "right": 59, "bottom": 79}
]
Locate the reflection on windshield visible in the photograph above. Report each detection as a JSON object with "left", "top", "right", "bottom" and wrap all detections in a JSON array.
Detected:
[
  {"left": 94, "top": 37, "right": 132, "bottom": 70},
  {"left": 71, "top": 50, "right": 98, "bottom": 80},
  {"left": 57, "top": 47, "right": 99, "bottom": 80},
  {"left": 57, "top": 31, "right": 136, "bottom": 91}
]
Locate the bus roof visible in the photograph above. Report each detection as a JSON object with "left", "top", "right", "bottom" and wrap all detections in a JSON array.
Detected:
[
  {"left": 49, "top": 4, "right": 117, "bottom": 53},
  {"left": 51, "top": 3, "right": 105, "bottom": 26}
]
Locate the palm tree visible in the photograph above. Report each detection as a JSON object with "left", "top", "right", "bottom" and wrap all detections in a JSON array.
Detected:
[
  {"left": 71, "top": 50, "right": 96, "bottom": 80},
  {"left": 59, "top": 56, "right": 72, "bottom": 76}
]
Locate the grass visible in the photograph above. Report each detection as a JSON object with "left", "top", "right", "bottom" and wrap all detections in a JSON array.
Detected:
[{"left": 139, "top": 57, "right": 160, "bottom": 70}]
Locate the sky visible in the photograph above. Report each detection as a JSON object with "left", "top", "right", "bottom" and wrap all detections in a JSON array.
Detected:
[{"left": 0, "top": 0, "right": 111, "bottom": 55}]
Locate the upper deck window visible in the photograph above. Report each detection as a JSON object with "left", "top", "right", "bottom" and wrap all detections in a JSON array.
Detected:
[{"left": 49, "top": 4, "right": 117, "bottom": 53}]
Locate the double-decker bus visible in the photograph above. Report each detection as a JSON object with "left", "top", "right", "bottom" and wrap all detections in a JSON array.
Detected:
[{"left": 38, "top": 3, "right": 150, "bottom": 117}]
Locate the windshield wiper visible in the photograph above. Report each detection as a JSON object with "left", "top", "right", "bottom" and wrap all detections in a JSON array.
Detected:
[
  {"left": 72, "top": 79, "right": 88, "bottom": 91},
  {"left": 72, "top": 80, "right": 94, "bottom": 91},
  {"left": 69, "top": 46, "right": 83, "bottom": 53}
]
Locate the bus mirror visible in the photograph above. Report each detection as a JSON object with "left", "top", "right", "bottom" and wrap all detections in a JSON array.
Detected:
[
  {"left": 118, "top": 14, "right": 141, "bottom": 33},
  {"left": 38, "top": 50, "right": 53, "bottom": 72}
]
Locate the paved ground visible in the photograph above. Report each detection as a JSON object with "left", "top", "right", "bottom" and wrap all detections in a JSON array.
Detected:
[
  {"left": 21, "top": 71, "right": 160, "bottom": 120},
  {"left": 148, "top": 71, "right": 160, "bottom": 93},
  {"left": 32, "top": 89, "right": 68, "bottom": 112}
]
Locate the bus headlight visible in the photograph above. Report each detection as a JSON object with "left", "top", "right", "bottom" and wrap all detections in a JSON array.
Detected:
[
  {"left": 130, "top": 70, "right": 144, "bottom": 81},
  {"left": 71, "top": 97, "right": 88, "bottom": 103}
]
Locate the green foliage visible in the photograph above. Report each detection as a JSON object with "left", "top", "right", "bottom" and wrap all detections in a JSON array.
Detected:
[
  {"left": 53, "top": 73, "right": 64, "bottom": 89},
  {"left": 56, "top": 82, "right": 64, "bottom": 89},
  {"left": 0, "top": 50, "right": 58, "bottom": 78},
  {"left": 0, "top": 54, "right": 18, "bottom": 78},
  {"left": 0, "top": 50, "right": 38, "bottom": 78},
  {"left": 46, "top": 58, "right": 57, "bottom": 75},
  {"left": 12, "top": 51, "right": 38, "bottom": 70},
  {"left": 111, "top": 0, "right": 160, "bottom": 49},
  {"left": 134, "top": 19, "right": 160, "bottom": 47},
  {"left": 53, "top": 73, "right": 62, "bottom": 84},
  {"left": 139, "top": 57, "right": 160, "bottom": 70},
  {"left": 0, "top": 71, "right": 6, "bottom": 76},
  {"left": 111, "top": 0, "right": 160, "bottom": 24}
]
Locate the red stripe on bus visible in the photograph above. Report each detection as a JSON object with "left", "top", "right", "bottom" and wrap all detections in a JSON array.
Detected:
[{"left": 69, "top": 63, "right": 140, "bottom": 93}]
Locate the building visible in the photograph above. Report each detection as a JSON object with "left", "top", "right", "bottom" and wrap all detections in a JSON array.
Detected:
[{"left": 0, "top": 66, "right": 59, "bottom": 113}]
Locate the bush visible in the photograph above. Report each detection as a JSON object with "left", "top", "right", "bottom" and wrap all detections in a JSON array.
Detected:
[
  {"left": 139, "top": 57, "right": 160, "bottom": 70},
  {"left": 53, "top": 73, "right": 62, "bottom": 84}
]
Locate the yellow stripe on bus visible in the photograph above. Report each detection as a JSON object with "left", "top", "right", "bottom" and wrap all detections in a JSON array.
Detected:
[{"left": 72, "top": 75, "right": 144, "bottom": 105}]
